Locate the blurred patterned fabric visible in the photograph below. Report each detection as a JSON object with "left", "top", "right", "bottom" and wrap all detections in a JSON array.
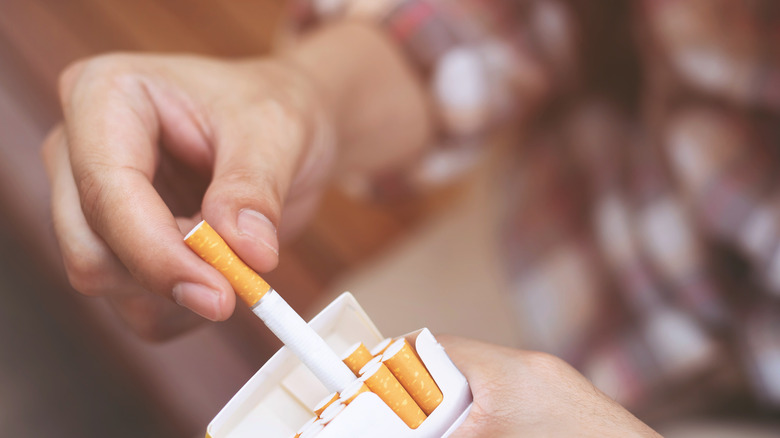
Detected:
[{"left": 293, "top": 0, "right": 780, "bottom": 420}]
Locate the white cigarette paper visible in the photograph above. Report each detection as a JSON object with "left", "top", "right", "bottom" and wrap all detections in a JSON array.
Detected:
[
  {"left": 291, "top": 416, "right": 318, "bottom": 438},
  {"left": 184, "top": 220, "right": 355, "bottom": 393},
  {"left": 337, "top": 379, "right": 371, "bottom": 405},
  {"left": 253, "top": 290, "right": 355, "bottom": 393},
  {"left": 298, "top": 422, "right": 324, "bottom": 438},
  {"left": 319, "top": 401, "right": 346, "bottom": 423},
  {"left": 313, "top": 392, "right": 339, "bottom": 417},
  {"left": 371, "top": 338, "right": 394, "bottom": 356}
]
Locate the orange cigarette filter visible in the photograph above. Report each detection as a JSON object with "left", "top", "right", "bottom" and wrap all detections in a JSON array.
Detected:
[
  {"left": 359, "top": 362, "right": 427, "bottom": 429},
  {"left": 382, "top": 339, "right": 443, "bottom": 415},
  {"left": 318, "top": 401, "right": 346, "bottom": 423},
  {"left": 342, "top": 342, "right": 374, "bottom": 376},
  {"left": 338, "top": 379, "right": 371, "bottom": 405},
  {"left": 184, "top": 220, "right": 270, "bottom": 307},
  {"left": 313, "top": 392, "right": 339, "bottom": 417},
  {"left": 370, "top": 338, "right": 393, "bottom": 356}
]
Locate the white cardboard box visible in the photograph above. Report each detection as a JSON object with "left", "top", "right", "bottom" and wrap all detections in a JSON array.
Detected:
[{"left": 206, "top": 293, "right": 473, "bottom": 438}]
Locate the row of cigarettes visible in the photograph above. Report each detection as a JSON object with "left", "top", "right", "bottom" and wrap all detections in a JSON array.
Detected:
[
  {"left": 292, "top": 337, "right": 444, "bottom": 437},
  {"left": 184, "top": 222, "right": 447, "bottom": 431}
]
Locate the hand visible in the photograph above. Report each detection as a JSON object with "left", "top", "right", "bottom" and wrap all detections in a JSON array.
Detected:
[
  {"left": 42, "top": 53, "right": 333, "bottom": 338},
  {"left": 440, "top": 336, "right": 661, "bottom": 437},
  {"left": 41, "top": 23, "right": 430, "bottom": 340}
]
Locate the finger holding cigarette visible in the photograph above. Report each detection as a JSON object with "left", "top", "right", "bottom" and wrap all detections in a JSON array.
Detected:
[
  {"left": 51, "top": 69, "right": 241, "bottom": 325},
  {"left": 185, "top": 220, "right": 355, "bottom": 393},
  {"left": 185, "top": 220, "right": 271, "bottom": 306}
]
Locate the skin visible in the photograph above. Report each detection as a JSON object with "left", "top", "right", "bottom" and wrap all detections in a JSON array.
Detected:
[
  {"left": 42, "top": 22, "right": 430, "bottom": 339},
  {"left": 441, "top": 336, "right": 662, "bottom": 438}
]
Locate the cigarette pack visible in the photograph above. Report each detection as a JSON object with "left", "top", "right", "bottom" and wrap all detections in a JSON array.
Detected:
[{"left": 205, "top": 293, "right": 473, "bottom": 438}]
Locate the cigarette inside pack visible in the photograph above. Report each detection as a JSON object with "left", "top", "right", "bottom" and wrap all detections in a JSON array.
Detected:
[
  {"left": 187, "top": 221, "right": 472, "bottom": 438},
  {"left": 293, "top": 338, "right": 444, "bottom": 435}
]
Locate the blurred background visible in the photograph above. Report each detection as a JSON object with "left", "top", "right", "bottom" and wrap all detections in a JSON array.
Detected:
[{"left": 2, "top": 0, "right": 780, "bottom": 437}]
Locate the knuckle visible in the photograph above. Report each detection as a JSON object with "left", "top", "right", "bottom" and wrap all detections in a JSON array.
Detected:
[
  {"left": 219, "top": 92, "right": 308, "bottom": 151},
  {"left": 74, "top": 166, "right": 109, "bottom": 227},
  {"left": 210, "top": 170, "right": 284, "bottom": 215},
  {"left": 524, "top": 351, "right": 569, "bottom": 377},
  {"left": 255, "top": 99, "right": 307, "bottom": 144},
  {"left": 82, "top": 53, "right": 134, "bottom": 76},
  {"left": 218, "top": 167, "right": 262, "bottom": 185},
  {"left": 60, "top": 53, "right": 142, "bottom": 103}
]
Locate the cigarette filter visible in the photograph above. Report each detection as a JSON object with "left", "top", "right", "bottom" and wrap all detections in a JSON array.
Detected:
[
  {"left": 184, "top": 220, "right": 270, "bottom": 306},
  {"left": 319, "top": 401, "right": 346, "bottom": 423},
  {"left": 184, "top": 220, "right": 355, "bottom": 393},
  {"left": 313, "top": 392, "right": 339, "bottom": 417},
  {"left": 382, "top": 339, "right": 443, "bottom": 415},
  {"left": 205, "top": 295, "right": 475, "bottom": 438},
  {"left": 359, "top": 361, "right": 427, "bottom": 429},
  {"left": 337, "top": 379, "right": 371, "bottom": 405},
  {"left": 342, "top": 342, "right": 374, "bottom": 375},
  {"left": 298, "top": 422, "right": 324, "bottom": 438},
  {"left": 362, "top": 355, "right": 382, "bottom": 375},
  {"left": 291, "top": 416, "right": 317, "bottom": 438},
  {"left": 371, "top": 338, "right": 394, "bottom": 356}
]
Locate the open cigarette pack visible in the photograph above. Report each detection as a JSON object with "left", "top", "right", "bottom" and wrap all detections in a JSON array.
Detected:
[{"left": 205, "top": 293, "right": 473, "bottom": 438}]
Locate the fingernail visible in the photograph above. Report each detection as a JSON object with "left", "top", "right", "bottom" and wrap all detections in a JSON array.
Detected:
[
  {"left": 172, "top": 283, "right": 222, "bottom": 321},
  {"left": 237, "top": 209, "right": 279, "bottom": 255}
]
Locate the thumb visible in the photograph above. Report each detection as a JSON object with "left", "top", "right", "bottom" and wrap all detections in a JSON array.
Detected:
[{"left": 201, "top": 104, "right": 308, "bottom": 274}]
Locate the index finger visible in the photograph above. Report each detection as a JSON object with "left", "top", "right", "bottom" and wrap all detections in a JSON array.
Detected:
[{"left": 61, "top": 57, "right": 235, "bottom": 321}]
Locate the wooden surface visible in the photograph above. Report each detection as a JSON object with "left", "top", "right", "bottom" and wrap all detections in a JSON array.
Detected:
[{"left": 0, "top": 1, "right": 449, "bottom": 436}]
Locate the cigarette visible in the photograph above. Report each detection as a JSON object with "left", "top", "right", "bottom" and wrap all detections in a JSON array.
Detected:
[
  {"left": 184, "top": 220, "right": 355, "bottom": 393},
  {"left": 358, "top": 361, "right": 427, "bottom": 429},
  {"left": 370, "top": 337, "right": 394, "bottom": 356},
  {"left": 184, "top": 220, "right": 270, "bottom": 306},
  {"left": 291, "top": 416, "right": 318, "bottom": 438},
  {"left": 318, "top": 401, "right": 346, "bottom": 424},
  {"left": 381, "top": 339, "right": 443, "bottom": 415},
  {"left": 313, "top": 392, "right": 339, "bottom": 417},
  {"left": 337, "top": 379, "right": 371, "bottom": 405},
  {"left": 361, "top": 355, "right": 382, "bottom": 371},
  {"left": 297, "top": 421, "right": 324, "bottom": 438},
  {"left": 341, "top": 342, "right": 374, "bottom": 375}
]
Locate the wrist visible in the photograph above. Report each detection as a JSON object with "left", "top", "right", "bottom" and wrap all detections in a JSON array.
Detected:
[{"left": 281, "top": 20, "right": 432, "bottom": 175}]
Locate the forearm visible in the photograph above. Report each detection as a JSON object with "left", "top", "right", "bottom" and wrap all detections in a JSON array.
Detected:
[{"left": 284, "top": 21, "right": 432, "bottom": 176}]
